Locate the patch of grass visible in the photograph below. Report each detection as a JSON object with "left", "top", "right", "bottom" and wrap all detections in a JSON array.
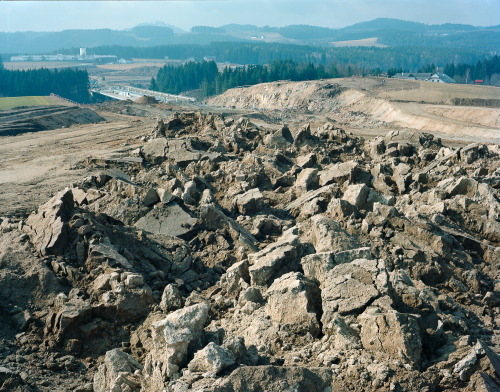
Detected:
[{"left": 0, "top": 96, "right": 55, "bottom": 110}]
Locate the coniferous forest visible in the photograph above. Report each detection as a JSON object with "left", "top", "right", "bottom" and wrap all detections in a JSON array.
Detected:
[
  {"left": 0, "top": 67, "right": 90, "bottom": 103},
  {"left": 152, "top": 59, "right": 352, "bottom": 98}
]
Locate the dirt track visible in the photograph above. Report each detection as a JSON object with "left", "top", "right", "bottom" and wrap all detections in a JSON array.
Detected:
[{"left": 0, "top": 113, "right": 152, "bottom": 217}]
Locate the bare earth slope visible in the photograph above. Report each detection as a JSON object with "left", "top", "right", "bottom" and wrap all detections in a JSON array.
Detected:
[
  {"left": 0, "top": 105, "right": 105, "bottom": 136},
  {"left": 206, "top": 78, "right": 500, "bottom": 143}
]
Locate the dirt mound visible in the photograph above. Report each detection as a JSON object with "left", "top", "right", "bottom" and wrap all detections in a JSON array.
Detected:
[
  {"left": 135, "top": 95, "right": 158, "bottom": 105},
  {"left": 207, "top": 80, "right": 500, "bottom": 142},
  {"left": 1, "top": 110, "right": 499, "bottom": 391},
  {"left": 0, "top": 105, "right": 105, "bottom": 136}
]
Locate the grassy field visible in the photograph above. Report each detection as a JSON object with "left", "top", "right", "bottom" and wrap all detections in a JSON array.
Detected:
[{"left": 0, "top": 96, "right": 56, "bottom": 110}]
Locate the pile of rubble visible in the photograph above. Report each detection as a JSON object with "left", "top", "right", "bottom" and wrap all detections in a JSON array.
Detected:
[{"left": 1, "top": 111, "right": 499, "bottom": 392}]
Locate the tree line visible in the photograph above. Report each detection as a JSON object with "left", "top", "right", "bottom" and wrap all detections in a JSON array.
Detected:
[
  {"left": 444, "top": 55, "right": 500, "bottom": 85},
  {"left": 0, "top": 67, "right": 90, "bottom": 102},
  {"left": 151, "top": 59, "right": 368, "bottom": 99},
  {"left": 415, "top": 55, "right": 500, "bottom": 86}
]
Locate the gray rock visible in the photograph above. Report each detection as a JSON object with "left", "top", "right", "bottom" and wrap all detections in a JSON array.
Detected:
[
  {"left": 234, "top": 188, "right": 264, "bottom": 215},
  {"left": 200, "top": 205, "right": 257, "bottom": 251},
  {"left": 265, "top": 272, "right": 322, "bottom": 337},
  {"left": 248, "top": 244, "right": 298, "bottom": 286},
  {"left": 93, "top": 349, "right": 143, "bottom": 392},
  {"left": 144, "top": 303, "right": 210, "bottom": 383},
  {"left": 143, "top": 187, "right": 160, "bottom": 207},
  {"left": 214, "top": 366, "right": 333, "bottom": 392},
  {"left": 24, "top": 188, "right": 74, "bottom": 255},
  {"left": 342, "top": 183, "right": 370, "bottom": 210},
  {"left": 134, "top": 203, "right": 197, "bottom": 238},
  {"left": 311, "top": 214, "right": 361, "bottom": 253},
  {"left": 188, "top": 342, "right": 235, "bottom": 374},
  {"left": 220, "top": 260, "right": 250, "bottom": 296},
  {"left": 295, "top": 168, "right": 319, "bottom": 193},
  {"left": 359, "top": 308, "right": 422, "bottom": 368},
  {"left": 319, "top": 160, "right": 370, "bottom": 186},
  {"left": 160, "top": 284, "right": 184, "bottom": 313}
]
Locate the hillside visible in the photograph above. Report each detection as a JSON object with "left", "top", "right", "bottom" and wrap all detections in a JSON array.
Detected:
[
  {"left": 1, "top": 18, "right": 499, "bottom": 55},
  {"left": 206, "top": 78, "right": 500, "bottom": 143}
]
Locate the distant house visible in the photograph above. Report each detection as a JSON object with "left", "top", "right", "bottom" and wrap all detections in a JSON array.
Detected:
[
  {"left": 428, "top": 73, "right": 456, "bottom": 83},
  {"left": 392, "top": 72, "right": 456, "bottom": 83},
  {"left": 393, "top": 72, "right": 432, "bottom": 81},
  {"left": 475, "top": 80, "right": 484, "bottom": 85}
]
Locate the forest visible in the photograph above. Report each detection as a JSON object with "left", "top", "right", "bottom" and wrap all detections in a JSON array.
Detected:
[
  {"left": 82, "top": 42, "right": 486, "bottom": 72},
  {"left": 152, "top": 54, "right": 500, "bottom": 99},
  {"left": 151, "top": 59, "right": 351, "bottom": 98},
  {"left": 0, "top": 67, "right": 90, "bottom": 103}
]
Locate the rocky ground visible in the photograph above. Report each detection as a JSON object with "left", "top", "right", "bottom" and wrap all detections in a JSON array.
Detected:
[{"left": 0, "top": 85, "right": 500, "bottom": 392}]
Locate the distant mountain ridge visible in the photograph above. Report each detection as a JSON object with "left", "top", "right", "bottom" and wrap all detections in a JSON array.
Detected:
[{"left": 1, "top": 18, "right": 498, "bottom": 55}]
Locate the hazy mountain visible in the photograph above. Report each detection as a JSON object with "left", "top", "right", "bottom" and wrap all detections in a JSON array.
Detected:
[
  {"left": 135, "top": 22, "right": 186, "bottom": 34},
  {"left": 1, "top": 18, "right": 498, "bottom": 56}
]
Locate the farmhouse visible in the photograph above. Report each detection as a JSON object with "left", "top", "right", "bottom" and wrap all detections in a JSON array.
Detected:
[{"left": 393, "top": 72, "right": 456, "bottom": 83}]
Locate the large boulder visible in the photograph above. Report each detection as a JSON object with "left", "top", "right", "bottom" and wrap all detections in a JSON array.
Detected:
[
  {"left": 24, "top": 188, "right": 74, "bottom": 255},
  {"left": 310, "top": 215, "right": 362, "bottom": 253},
  {"left": 234, "top": 188, "right": 264, "bottom": 215},
  {"left": 134, "top": 203, "right": 197, "bottom": 238},
  {"left": 320, "top": 259, "right": 390, "bottom": 333},
  {"left": 143, "top": 303, "right": 210, "bottom": 386},
  {"left": 93, "top": 349, "right": 143, "bottom": 392},
  {"left": 265, "top": 272, "right": 322, "bottom": 337},
  {"left": 248, "top": 228, "right": 301, "bottom": 286},
  {"left": 188, "top": 342, "right": 235, "bottom": 374},
  {"left": 214, "top": 366, "right": 333, "bottom": 392},
  {"left": 319, "top": 160, "right": 370, "bottom": 186},
  {"left": 359, "top": 308, "right": 422, "bottom": 368}
]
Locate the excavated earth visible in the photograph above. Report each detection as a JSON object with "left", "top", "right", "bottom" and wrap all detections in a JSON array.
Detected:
[
  {"left": 0, "top": 106, "right": 105, "bottom": 136},
  {"left": 0, "top": 79, "right": 500, "bottom": 392}
]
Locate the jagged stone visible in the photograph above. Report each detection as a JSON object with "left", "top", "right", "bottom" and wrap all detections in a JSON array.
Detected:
[
  {"left": 188, "top": 342, "right": 235, "bottom": 374},
  {"left": 160, "top": 284, "right": 184, "bottom": 313},
  {"left": 24, "top": 188, "right": 74, "bottom": 255},
  {"left": 143, "top": 303, "right": 210, "bottom": 386},
  {"left": 311, "top": 214, "right": 362, "bottom": 253},
  {"left": 234, "top": 188, "right": 264, "bottom": 215},
  {"left": 359, "top": 308, "right": 422, "bottom": 368},
  {"left": 93, "top": 349, "right": 143, "bottom": 392},
  {"left": 134, "top": 203, "right": 197, "bottom": 238},
  {"left": 265, "top": 272, "right": 321, "bottom": 337}
]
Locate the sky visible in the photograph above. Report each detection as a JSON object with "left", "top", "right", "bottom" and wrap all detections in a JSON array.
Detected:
[{"left": 1, "top": 0, "right": 499, "bottom": 33}]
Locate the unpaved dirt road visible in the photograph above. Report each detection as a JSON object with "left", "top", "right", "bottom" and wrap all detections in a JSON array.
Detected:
[{"left": 0, "top": 113, "right": 153, "bottom": 217}]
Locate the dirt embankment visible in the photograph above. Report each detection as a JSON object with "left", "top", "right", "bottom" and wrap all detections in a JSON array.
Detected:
[
  {"left": 0, "top": 105, "right": 105, "bottom": 136},
  {"left": 447, "top": 97, "right": 500, "bottom": 108},
  {"left": 207, "top": 79, "right": 500, "bottom": 142}
]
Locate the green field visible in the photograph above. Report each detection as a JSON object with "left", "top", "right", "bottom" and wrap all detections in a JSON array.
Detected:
[{"left": 0, "top": 96, "right": 55, "bottom": 110}]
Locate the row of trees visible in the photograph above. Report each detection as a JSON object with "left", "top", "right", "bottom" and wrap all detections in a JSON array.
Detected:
[
  {"left": 443, "top": 55, "right": 500, "bottom": 85},
  {"left": 151, "top": 59, "right": 372, "bottom": 98},
  {"left": 0, "top": 68, "right": 90, "bottom": 102},
  {"left": 415, "top": 55, "right": 500, "bottom": 85}
]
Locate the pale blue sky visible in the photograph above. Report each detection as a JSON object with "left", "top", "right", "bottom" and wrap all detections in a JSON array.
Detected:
[{"left": 1, "top": 0, "right": 499, "bottom": 33}]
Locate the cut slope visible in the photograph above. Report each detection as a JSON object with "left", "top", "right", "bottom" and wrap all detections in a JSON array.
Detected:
[
  {"left": 207, "top": 79, "right": 500, "bottom": 142},
  {"left": 0, "top": 105, "right": 105, "bottom": 136}
]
